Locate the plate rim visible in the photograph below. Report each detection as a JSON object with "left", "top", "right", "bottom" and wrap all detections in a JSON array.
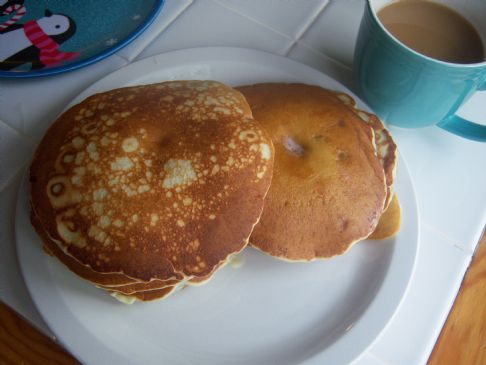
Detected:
[
  {"left": 0, "top": 0, "right": 165, "bottom": 79},
  {"left": 15, "top": 47, "right": 420, "bottom": 365}
]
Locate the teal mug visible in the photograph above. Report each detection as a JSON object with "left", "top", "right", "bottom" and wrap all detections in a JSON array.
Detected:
[{"left": 354, "top": 0, "right": 486, "bottom": 142}]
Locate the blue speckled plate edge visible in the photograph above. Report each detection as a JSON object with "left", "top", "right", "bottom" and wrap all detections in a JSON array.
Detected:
[{"left": 0, "top": 0, "right": 165, "bottom": 78}]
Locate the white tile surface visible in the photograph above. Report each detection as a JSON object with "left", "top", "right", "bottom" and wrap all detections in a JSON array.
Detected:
[
  {"left": 215, "top": 0, "right": 329, "bottom": 39},
  {"left": 0, "top": 1, "right": 485, "bottom": 365},
  {"left": 370, "top": 225, "right": 472, "bottom": 365},
  {"left": 390, "top": 125, "right": 486, "bottom": 252},
  {"left": 458, "top": 91, "right": 486, "bottom": 127},
  {"left": 137, "top": 0, "right": 293, "bottom": 60},
  {"left": 0, "top": 55, "right": 127, "bottom": 141},
  {"left": 300, "top": 0, "right": 365, "bottom": 67},
  {"left": 116, "top": 0, "right": 193, "bottom": 62},
  {"left": 287, "top": 41, "right": 353, "bottom": 90},
  {"left": 0, "top": 120, "right": 34, "bottom": 191}
]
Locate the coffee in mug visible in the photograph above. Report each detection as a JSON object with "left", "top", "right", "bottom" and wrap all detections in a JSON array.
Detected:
[
  {"left": 353, "top": 0, "right": 486, "bottom": 141},
  {"left": 377, "top": 0, "right": 484, "bottom": 64}
]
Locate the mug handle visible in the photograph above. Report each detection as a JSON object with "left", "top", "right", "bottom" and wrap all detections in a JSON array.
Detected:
[{"left": 437, "top": 81, "right": 486, "bottom": 142}]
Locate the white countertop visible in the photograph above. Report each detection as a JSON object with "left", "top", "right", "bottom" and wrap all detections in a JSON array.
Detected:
[{"left": 1, "top": 1, "right": 485, "bottom": 364}]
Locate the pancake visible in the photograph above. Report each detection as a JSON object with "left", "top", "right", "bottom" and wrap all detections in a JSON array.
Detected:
[
  {"left": 103, "top": 279, "right": 179, "bottom": 295},
  {"left": 39, "top": 215, "right": 181, "bottom": 297},
  {"left": 32, "top": 211, "right": 143, "bottom": 286},
  {"left": 103, "top": 258, "right": 228, "bottom": 296},
  {"left": 237, "top": 83, "right": 387, "bottom": 261},
  {"left": 368, "top": 194, "right": 401, "bottom": 240},
  {"left": 110, "top": 286, "right": 178, "bottom": 304},
  {"left": 187, "top": 253, "right": 231, "bottom": 285},
  {"left": 30, "top": 80, "right": 274, "bottom": 300},
  {"left": 333, "top": 92, "right": 397, "bottom": 210},
  {"left": 34, "top": 202, "right": 184, "bottom": 299}
]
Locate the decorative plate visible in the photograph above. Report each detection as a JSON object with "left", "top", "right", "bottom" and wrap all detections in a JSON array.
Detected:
[{"left": 0, "top": 0, "right": 164, "bottom": 77}]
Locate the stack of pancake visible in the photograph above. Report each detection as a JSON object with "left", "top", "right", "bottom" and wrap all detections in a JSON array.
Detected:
[
  {"left": 237, "top": 83, "right": 398, "bottom": 261},
  {"left": 30, "top": 81, "right": 274, "bottom": 303},
  {"left": 30, "top": 80, "right": 399, "bottom": 303}
]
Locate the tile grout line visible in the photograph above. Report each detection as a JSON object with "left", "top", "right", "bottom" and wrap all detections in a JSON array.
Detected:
[
  {"left": 206, "top": 0, "right": 344, "bottom": 60},
  {"left": 0, "top": 117, "right": 34, "bottom": 145},
  {"left": 0, "top": 96, "right": 35, "bottom": 143},
  {"left": 422, "top": 222, "right": 479, "bottom": 256},
  {"left": 119, "top": 1, "right": 195, "bottom": 63},
  {"left": 284, "top": 0, "right": 330, "bottom": 56},
  {"left": 288, "top": 39, "right": 352, "bottom": 73},
  {"left": 212, "top": 0, "right": 294, "bottom": 45}
]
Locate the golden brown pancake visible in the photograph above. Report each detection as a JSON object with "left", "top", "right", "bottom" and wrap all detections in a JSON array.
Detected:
[
  {"left": 34, "top": 199, "right": 185, "bottom": 299},
  {"left": 109, "top": 286, "right": 177, "bottom": 303},
  {"left": 39, "top": 215, "right": 180, "bottom": 296},
  {"left": 238, "top": 83, "right": 387, "bottom": 260},
  {"left": 30, "top": 80, "right": 274, "bottom": 301},
  {"left": 33, "top": 211, "right": 144, "bottom": 286},
  {"left": 35, "top": 188, "right": 196, "bottom": 293},
  {"left": 104, "top": 256, "right": 230, "bottom": 295},
  {"left": 102, "top": 280, "right": 178, "bottom": 295},
  {"left": 333, "top": 92, "right": 397, "bottom": 210},
  {"left": 368, "top": 194, "right": 401, "bottom": 240}
]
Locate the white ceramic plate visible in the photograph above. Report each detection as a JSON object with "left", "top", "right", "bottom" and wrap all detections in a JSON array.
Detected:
[{"left": 15, "top": 47, "right": 419, "bottom": 365}]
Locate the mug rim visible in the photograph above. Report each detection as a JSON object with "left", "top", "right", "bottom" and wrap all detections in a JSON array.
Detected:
[{"left": 367, "top": 0, "right": 486, "bottom": 68}]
